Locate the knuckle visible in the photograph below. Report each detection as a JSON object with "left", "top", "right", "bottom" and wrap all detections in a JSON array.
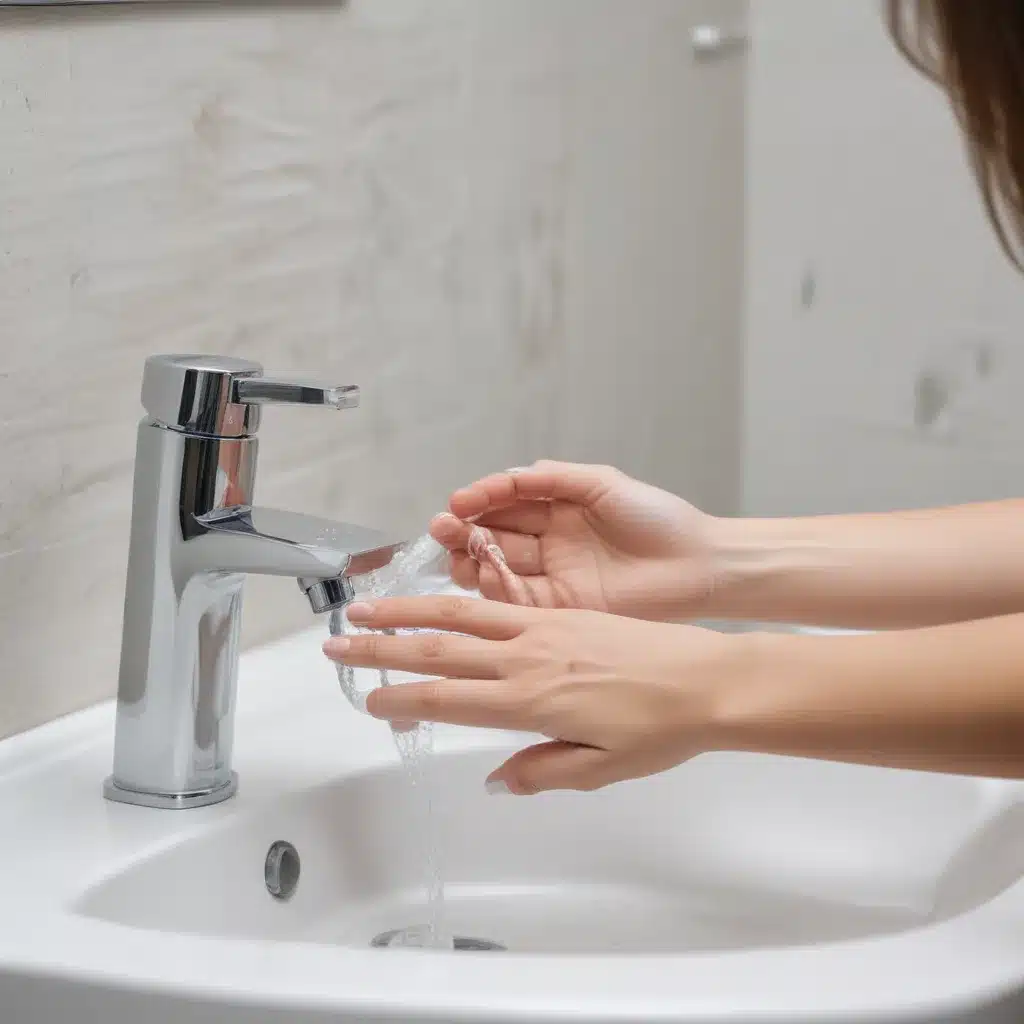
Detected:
[
  {"left": 479, "top": 678, "right": 536, "bottom": 727},
  {"left": 360, "top": 632, "right": 380, "bottom": 660},
  {"left": 419, "top": 632, "right": 447, "bottom": 660},
  {"left": 437, "top": 596, "right": 469, "bottom": 622},
  {"left": 417, "top": 682, "right": 446, "bottom": 716},
  {"left": 504, "top": 766, "right": 539, "bottom": 796},
  {"left": 522, "top": 684, "right": 557, "bottom": 731},
  {"left": 505, "top": 636, "right": 543, "bottom": 673},
  {"left": 520, "top": 623, "right": 567, "bottom": 660}
]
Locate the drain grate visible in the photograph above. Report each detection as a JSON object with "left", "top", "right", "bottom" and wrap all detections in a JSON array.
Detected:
[
  {"left": 371, "top": 929, "right": 506, "bottom": 952},
  {"left": 450, "top": 936, "right": 507, "bottom": 952}
]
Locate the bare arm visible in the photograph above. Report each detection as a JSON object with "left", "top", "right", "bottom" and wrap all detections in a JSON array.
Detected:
[
  {"left": 706, "top": 500, "right": 1024, "bottom": 629},
  {"left": 717, "top": 613, "right": 1024, "bottom": 779},
  {"left": 330, "top": 596, "right": 1024, "bottom": 789}
]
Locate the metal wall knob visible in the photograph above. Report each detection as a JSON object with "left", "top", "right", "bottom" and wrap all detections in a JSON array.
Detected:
[{"left": 691, "top": 24, "right": 748, "bottom": 57}]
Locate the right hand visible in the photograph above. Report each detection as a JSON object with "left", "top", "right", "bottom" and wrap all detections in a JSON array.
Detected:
[
  {"left": 429, "top": 461, "right": 723, "bottom": 621},
  {"left": 329, "top": 595, "right": 741, "bottom": 794}
]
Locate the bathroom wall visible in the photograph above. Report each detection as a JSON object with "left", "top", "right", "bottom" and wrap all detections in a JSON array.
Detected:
[
  {"left": 744, "top": 0, "right": 1024, "bottom": 516},
  {"left": 0, "top": 1, "right": 745, "bottom": 738}
]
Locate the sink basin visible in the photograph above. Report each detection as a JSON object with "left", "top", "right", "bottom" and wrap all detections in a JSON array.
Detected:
[
  {"left": 73, "top": 750, "right": 1013, "bottom": 957},
  {"left": 4, "top": 614, "right": 1024, "bottom": 1022}
]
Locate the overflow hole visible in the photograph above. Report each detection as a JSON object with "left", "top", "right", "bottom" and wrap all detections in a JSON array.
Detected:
[{"left": 265, "top": 841, "right": 300, "bottom": 901}]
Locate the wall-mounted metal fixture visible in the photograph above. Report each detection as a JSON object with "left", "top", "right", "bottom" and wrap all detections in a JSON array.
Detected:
[{"left": 691, "top": 24, "right": 749, "bottom": 59}]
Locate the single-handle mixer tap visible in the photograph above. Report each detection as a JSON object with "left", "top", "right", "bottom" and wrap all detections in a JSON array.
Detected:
[{"left": 105, "top": 354, "right": 403, "bottom": 810}]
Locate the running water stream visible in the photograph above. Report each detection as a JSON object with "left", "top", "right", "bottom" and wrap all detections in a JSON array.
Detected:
[{"left": 328, "top": 527, "right": 528, "bottom": 949}]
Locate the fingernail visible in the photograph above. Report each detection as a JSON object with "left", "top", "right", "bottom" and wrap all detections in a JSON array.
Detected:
[
  {"left": 323, "top": 637, "right": 350, "bottom": 657},
  {"left": 485, "top": 778, "right": 512, "bottom": 796},
  {"left": 506, "top": 466, "right": 527, "bottom": 475},
  {"left": 435, "top": 511, "right": 461, "bottom": 524},
  {"left": 345, "top": 602, "right": 374, "bottom": 623}
]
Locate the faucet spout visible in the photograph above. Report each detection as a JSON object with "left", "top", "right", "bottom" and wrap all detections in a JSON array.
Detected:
[{"left": 189, "top": 506, "right": 402, "bottom": 581}]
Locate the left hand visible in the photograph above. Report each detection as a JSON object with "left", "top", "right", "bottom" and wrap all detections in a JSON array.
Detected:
[{"left": 322, "top": 596, "right": 746, "bottom": 795}]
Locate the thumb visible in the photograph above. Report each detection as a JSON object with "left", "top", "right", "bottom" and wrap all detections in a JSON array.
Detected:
[
  {"left": 508, "top": 461, "right": 618, "bottom": 507},
  {"left": 487, "top": 741, "right": 615, "bottom": 795},
  {"left": 449, "top": 462, "right": 618, "bottom": 520}
]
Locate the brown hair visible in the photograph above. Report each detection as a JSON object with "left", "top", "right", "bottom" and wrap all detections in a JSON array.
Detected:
[{"left": 887, "top": 1, "right": 1024, "bottom": 268}]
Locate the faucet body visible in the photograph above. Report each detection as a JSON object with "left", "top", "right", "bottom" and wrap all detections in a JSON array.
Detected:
[{"left": 106, "top": 355, "right": 401, "bottom": 810}]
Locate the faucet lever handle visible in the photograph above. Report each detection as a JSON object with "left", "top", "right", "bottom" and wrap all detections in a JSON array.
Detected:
[{"left": 232, "top": 375, "right": 360, "bottom": 411}]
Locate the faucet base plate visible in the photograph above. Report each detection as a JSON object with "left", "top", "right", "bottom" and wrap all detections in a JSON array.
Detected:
[{"left": 103, "top": 773, "right": 239, "bottom": 810}]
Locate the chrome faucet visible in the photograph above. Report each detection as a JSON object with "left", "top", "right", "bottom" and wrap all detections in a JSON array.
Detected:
[{"left": 105, "top": 354, "right": 402, "bottom": 810}]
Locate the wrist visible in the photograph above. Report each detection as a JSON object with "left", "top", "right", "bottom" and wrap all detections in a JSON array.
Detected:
[
  {"left": 703, "top": 617, "right": 1024, "bottom": 777},
  {"left": 701, "top": 516, "right": 829, "bottom": 622},
  {"left": 702, "top": 629, "right": 806, "bottom": 754}
]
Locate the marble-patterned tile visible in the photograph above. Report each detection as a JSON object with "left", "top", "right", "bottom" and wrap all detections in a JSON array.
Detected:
[{"left": 0, "top": 1, "right": 739, "bottom": 740}]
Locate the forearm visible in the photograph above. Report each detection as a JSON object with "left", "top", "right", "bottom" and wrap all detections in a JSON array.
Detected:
[
  {"left": 714, "top": 614, "right": 1024, "bottom": 778},
  {"left": 705, "top": 500, "right": 1024, "bottom": 628}
]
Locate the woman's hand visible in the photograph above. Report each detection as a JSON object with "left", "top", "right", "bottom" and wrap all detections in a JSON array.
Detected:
[
  {"left": 429, "top": 461, "right": 722, "bottom": 622},
  {"left": 323, "top": 595, "right": 747, "bottom": 794},
  {"left": 325, "top": 597, "right": 1024, "bottom": 787}
]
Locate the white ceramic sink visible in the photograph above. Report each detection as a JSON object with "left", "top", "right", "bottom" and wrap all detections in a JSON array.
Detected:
[{"left": 4, "top": 621, "right": 1024, "bottom": 1022}]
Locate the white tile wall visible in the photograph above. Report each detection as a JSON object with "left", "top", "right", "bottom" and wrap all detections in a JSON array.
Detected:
[
  {"left": 0, "top": 1, "right": 745, "bottom": 738},
  {"left": 744, "top": 0, "right": 1024, "bottom": 516}
]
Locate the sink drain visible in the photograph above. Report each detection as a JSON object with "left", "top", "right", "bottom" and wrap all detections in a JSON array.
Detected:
[
  {"left": 371, "top": 929, "right": 506, "bottom": 952},
  {"left": 449, "top": 936, "right": 507, "bottom": 952}
]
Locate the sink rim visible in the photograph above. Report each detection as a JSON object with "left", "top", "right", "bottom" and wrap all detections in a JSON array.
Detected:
[
  {"left": 9, "top": 876, "right": 1024, "bottom": 1022},
  {"left": 3, "top": 626, "right": 1024, "bottom": 1021}
]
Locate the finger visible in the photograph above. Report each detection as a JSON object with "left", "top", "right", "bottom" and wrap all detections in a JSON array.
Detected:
[
  {"left": 479, "top": 568, "right": 551, "bottom": 608},
  {"left": 475, "top": 503, "right": 552, "bottom": 536},
  {"left": 431, "top": 507, "right": 552, "bottom": 553},
  {"left": 429, "top": 512, "right": 473, "bottom": 549},
  {"left": 364, "top": 679, "right": 537, "bottom": 731},
  {"left": 449, "top": 462, "right": 614, "bottom": 519},
  {"left": 448, "top": 551, "right": 480, "bottom": 591},
  {"left": 477, "top": 563, "right": 505, "bottom": 601},
  {"left": 479, "top": 529, "right": 543, "bottom": 576},
  {"left": 323, "top": 630, "right": 506, "bottom": 679},
  {"left": 482, "top": 550, "right": 538, "bottom": 607},
  {"left": 447, "top": 473, "right": 525, "bottom": 520},
  {"left": 389, "top": 718, "right": 419, "bottom": 733},
  {"left": 343, "top": 595, "right": 534, "bottom": 640},
  {"left": 487, "top": 741, "right": 617, "bottom": 795},
  {"left": 433, "top": 516, "right": 543, "bottom": 577},
  {"left": 518, "top": 461, "right": 617, "bottom": 505}
]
